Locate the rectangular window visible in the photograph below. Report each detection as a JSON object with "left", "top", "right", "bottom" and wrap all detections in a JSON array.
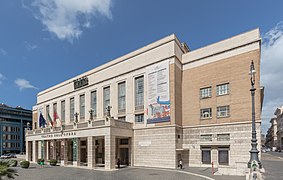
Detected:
[
  {"left": 217, "top": 105, "right": 230, "bottom": 118},
  {"left": 217, "top": 134, "right": 230, "bottom": 141},
  {"left": 200, "top": 134, "right": 212, "bottom": 142},
  {"left": 80, "top": 94, "right": 85, "bottom": 120},
  {"left": 118, "top": 82, "right": 126, "bottom": 113},
  {"left": 46, "top": 105, "right": 50, "bottom": 119},
  {"left": 70, "top": 97, "right": 75, "bottom": 122},
  {"left": 61, "top": 100, "right": 65, "bottom": 122},
  {"left": 135, "top": 114, "right": 144, "bottom": 123},
  {"left": 202, "top": 148, "right": 211, "bottom": 164},
  {"left": 135, "top": 76, "right": 144, "bottom": 110},
  {"left": 200, "top": 87, "right": 212, "bottom": 99},
  {"left": 218, "top": 148, "right": 229, "bottom": 165},
  {"left": 200, "top": 108, "right": 212, "bottom": 119},
  {"left": 216, "top": 83, "right": 229, "bottom": 96},
  {"left": 118, "top": 116, "right": 126, "bottom": 121},
  {"left": 53, "top": 103, "right": 57, "bottom": 120},
  {"left": 91, "top": 91, "right": 97, "bottom": 117},
  {"left": 103, "top": 87, "right": 110, "bottom": 115}
]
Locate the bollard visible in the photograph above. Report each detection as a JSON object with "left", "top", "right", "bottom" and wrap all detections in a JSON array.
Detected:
[{"left": 211, "top": 162, "right": 214, "bottom": 175}]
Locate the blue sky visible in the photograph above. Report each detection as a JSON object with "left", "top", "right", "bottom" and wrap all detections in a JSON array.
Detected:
[{"left": 0, "top": 0, "right": 283, "bottom": 134}]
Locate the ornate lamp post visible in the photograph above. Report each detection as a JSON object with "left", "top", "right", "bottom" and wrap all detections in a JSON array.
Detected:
[
  {"left": 74, "top": 112, "right": 79, "bottom": 124},
  {"left": 88, "top": 109, "right": 94, "bottom": 124},
  {"left": 27, "top": 122, "right": 30, "bottom": 130},
  {"left": 247, "top": 60, "right": 262, "bottom": 169}
]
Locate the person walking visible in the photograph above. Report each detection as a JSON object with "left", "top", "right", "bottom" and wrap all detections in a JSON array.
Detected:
[
  {"left": 179, "top": 159, "right": 183, "bottom": 169},
  {"left": 117, "top": 158, "right": 121, "bottom": 169}
]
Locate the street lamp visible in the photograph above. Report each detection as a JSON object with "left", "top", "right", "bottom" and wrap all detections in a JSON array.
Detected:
[
  {"left": 247, "top": 60, "right": 262, "bottom": 169},
  {"left": 74, "top": 112, "right": 79, "bottom": 125},
  {"left": 88, "top": 109, "right": 94, "bottom": 124},
  {"left": 27, "top": 122, "right": 30, "bottom": 130}
]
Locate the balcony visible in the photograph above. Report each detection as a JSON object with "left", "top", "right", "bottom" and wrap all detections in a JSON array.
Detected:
[{"left": 26, "top": 118, "right": 133, "bottom": 136}]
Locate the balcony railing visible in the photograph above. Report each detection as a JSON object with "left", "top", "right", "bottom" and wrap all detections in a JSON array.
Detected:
[{"left": 26, "top": 118, "right": 132, "bottom": 135}]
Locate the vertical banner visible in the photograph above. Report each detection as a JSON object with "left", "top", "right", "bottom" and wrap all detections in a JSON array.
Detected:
[{"left": 146, "top": 60, "right": 170, "bottom": 124}]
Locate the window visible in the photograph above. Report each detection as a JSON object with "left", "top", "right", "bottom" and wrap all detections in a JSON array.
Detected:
[
  {"left": 91, "top": 91, "right": 97, "bottom": 117},
  {"left": 61, "top": 100, "right": 65, "bottom": 122},
  {"left": 118, "top": 82, "right": 126, "bottom": 113},
  {"left": 217, "top": 105, "right": 230, "bottom": 117},
  {"left": 216, "top": 83, "right": 229, "bottom": 96},
  {"left": 200, "top": 134, "right": 212, "bottom": 142},
  {"left": 135, "top": 76, "right": 144, "bottom": 110},
  {"left": 217, "top": 134, "right": 230, "bottom": 141},
  {"left": 120, "top": 139, "right": 129, "bottom": 145},
  {"left": 202, "top": 148, "right": 211, "bottom": 164},
  {"left": 218, "top": 148, "right": 229, "bottom": 165},
  {"left": 70, "top": 97, "right": 75, "bottom": 122},
  {"left": 103, "top": 87, "right": 110, "bottom": 115},
  {"left": 200, "top": 108, "right": 212, "bottom": 119},
  {"left": 53, "top": 103, "right": 57, "bottom": 120},
  {"left": 118, "top": 116, "right": 126, "bottom": 121},
  {"left": 80, "top": 94, "right": 85, "bottom": 120},
  {"left": 135, "top": 114, "right": 144, "bottom": 123},
  {"left": 46, "top": 105, "right": 50, "bottom": 119},
  {"left": 200, "top": 87, "right": 212, "bottom": 99}
]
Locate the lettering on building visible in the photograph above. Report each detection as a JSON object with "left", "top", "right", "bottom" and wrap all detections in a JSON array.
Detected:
[
  {"left": 41, "top": 132, "right": 77, "bottom": 139},
  {"left": 73, "top": 76, "right": 88, "bottom": 90}
]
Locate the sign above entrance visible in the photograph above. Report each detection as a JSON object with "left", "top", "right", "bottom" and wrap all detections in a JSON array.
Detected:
[
  {"left": 73, "top": 76, "right": 88, "bottom": 90},
  {"left": 41, "top": 132, "right": 77, "bottom": 139}
]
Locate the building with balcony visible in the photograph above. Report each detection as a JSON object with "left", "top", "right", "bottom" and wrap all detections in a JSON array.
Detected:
[
  {"left": 265, "top": 118, "right": 277, "bottom": 150},
  {"left": 0, "top": 103, "right": 32, "bottom": 155},
  {"left": 26, "top": 29, "right": 263, "bottom": 175}
]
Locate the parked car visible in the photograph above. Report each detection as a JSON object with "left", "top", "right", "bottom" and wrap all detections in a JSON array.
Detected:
[
  {"left": 0, "top": 154, "right": 10, "bottom": 159},
  {"left": 9, "top": 154, "right": 17, "bottom": 158}
]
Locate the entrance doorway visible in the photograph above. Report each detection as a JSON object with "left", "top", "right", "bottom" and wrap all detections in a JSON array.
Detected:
[{"left": 120, "top": 148, "right": 129, "bottom": 166}]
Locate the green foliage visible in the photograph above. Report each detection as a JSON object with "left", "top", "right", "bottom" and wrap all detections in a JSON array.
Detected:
[
  {"left": 0, "top": 161, "right": 18, "bottom": 179},
  {"left": 20, "top": 161, "right": 30, "bottom": 168},
  {"left": 0, "top": 160, "right": 17, "bottom": 167},
  {"left": 8, "top": 160, "right": 17, "bottom": 167},
  {"left": 49, "top": 159, "right": 57, "bottom": 166}
]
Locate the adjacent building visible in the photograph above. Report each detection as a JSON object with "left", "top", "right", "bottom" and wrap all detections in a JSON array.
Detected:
[
  {"left": 266, "top": 106, "right": 283, "bottom": 150},
  {"left": 0, "top": 104, "right": 32, "bottom": 155},
  {"left": 26, "top": 29, "right": 263, "bottom": 175}
]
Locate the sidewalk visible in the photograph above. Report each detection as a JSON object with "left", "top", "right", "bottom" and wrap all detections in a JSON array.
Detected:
[{"left": 182, "top": 167, "right": 245, "bottom": 180}]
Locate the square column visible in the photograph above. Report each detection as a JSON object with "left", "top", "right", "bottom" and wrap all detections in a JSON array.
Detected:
[
  {"left": 77, "top": 138, "right": 81, "bottom": 166},
  {"left": 32, "top": 141, "right": 38, "bottom": 163},
  {"left": 63, "top": 139, "right": 68, "bottom": 165},
  {"left": 105, "top": 135, "right": 116, "bottom": 169},
  {"left": 52, "top": 140, "right": 56, "bottom": 160},
  {"left": 26, "top": 141, "right": 32, "bottom": 161},
  {"left": 87, "top": 136, "right": 96, "bottom": 168},
  {"left": 46, "top": 141, "right": 49, "bottom": 160}
]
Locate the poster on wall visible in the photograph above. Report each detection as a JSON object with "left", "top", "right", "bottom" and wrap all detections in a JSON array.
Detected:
[{"left": 146, "top": 60, "right": 170, "bottom": 124}]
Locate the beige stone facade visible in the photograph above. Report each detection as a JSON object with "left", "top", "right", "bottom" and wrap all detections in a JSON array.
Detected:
[
  {"left": 266, "top": 107, "right": 283, "bottom": 151},
  {"left": 26, "top": 28, "right": 263, "bottom": 173}
]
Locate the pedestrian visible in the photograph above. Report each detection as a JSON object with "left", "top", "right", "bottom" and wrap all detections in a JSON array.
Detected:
[
  {"left": 40, "top": 159, "right": 44, "bottom": 168},
  {"left": 117, "top": 158, "right": 121, "bottom": 169},
  {"left": 179, "top": 159, "right": 183, "bottom": 169}
]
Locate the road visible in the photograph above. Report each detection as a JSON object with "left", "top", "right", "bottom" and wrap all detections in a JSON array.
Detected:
[{"left": 262, "top": 151, "right": 283, "bottom": 180}]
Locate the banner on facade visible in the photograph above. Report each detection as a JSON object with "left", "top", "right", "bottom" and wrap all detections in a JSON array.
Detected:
[{"left": 146, "top": 60, "right": 170, "bottom": 124}]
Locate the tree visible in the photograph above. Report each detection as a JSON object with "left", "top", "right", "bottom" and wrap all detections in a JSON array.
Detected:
[{"left": 0, "top": 161, "right": 18, "bottom": 180}]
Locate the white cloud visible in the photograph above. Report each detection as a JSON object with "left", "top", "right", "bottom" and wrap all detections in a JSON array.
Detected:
[
  {"left": 261, "top": 21, "right": 283, "bottom": 134},
  {"left": 0, "top": 73, "right": 6, "bottom": 85},
  {"left": 14, "top": 78, "right": 38, "bottom": 91},
  {"left": 0, "top": 48, "right": 7, "bottom": 56},
  {"left": 24, "top": 41, "right": 38, "bottom": 51},
  {"left": 26, "top": 0, "right": 112, "bottom": 41}
]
